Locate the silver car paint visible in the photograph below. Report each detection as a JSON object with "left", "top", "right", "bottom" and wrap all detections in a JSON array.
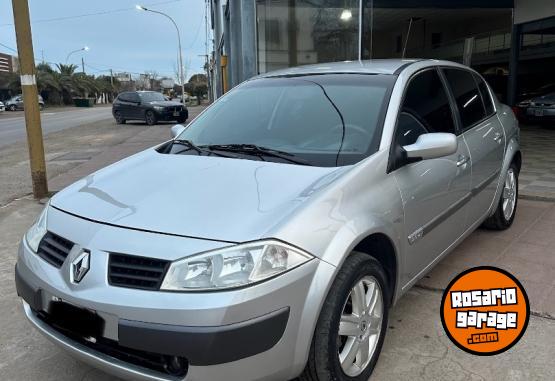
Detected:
[{"left": 17, "top": 59, "right": 520, "bottom": 381}]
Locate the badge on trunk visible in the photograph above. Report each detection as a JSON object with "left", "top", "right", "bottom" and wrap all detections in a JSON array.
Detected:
[{"left": 71, "top": 250, "right": 90, "bottom": 283}]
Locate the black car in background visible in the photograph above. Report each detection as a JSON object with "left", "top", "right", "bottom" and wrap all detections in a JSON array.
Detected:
[{"left": 112, "top": 91, "right": 188, "bottom": 125}]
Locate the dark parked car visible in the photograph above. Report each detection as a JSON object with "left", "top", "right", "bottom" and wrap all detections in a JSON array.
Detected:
[
  {"left": 112, "top": 91, "right": 188, "bottom": 125},
  {"left": 517, "top": 91, "right": 555, "bottom": 123},
  {"left": 5, "top": 94, "right": 44, "bottom": 111}
]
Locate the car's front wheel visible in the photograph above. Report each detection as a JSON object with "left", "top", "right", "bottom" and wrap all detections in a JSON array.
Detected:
[
  {"left": 300, "top": 252, "right": 389, "bottom": 381},
  {"left": 482, "top": 162, "right": 519, "bottom": 230},
  {"left": 8, "top": 104, "right": 16, "bottom": 111},
  {"left": 145, "top": 110, "right": 157, "bottom": 126}
]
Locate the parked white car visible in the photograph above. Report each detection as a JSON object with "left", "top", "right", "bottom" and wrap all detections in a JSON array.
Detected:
[{"left": 0, "top": 101, "right": 5, "bottom": 112}]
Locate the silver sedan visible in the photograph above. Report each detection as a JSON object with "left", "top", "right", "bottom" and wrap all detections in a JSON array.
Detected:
[{"left": 16, "top": 59, "right": 520, "bottom": 381}]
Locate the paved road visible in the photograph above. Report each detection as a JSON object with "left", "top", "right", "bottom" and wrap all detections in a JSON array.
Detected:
[{"left": 0, "top": 106, "right": 113, "bottom": 148}]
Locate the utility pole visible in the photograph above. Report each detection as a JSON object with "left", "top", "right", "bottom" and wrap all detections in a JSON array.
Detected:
[
  {"left": 81, "top": 57, "right": 85, "bottom": 73},
  {"left": 12, "top": 0, "right": 48, "bottom": 199}
]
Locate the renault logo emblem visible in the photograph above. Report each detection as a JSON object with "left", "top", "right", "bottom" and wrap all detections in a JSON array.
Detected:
[{"left": 71, "top": 250, "right": 90, "bottom": 283}]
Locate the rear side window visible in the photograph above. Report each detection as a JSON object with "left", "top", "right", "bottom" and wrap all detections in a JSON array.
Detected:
[
  {"left": 443, "top": 68, "right": 486, "bottom": 129},
  {"left": 117, "top": 93, "right": 130, "bottom": 102},
  {"left": 400, "top": 69, "right": 456, "bottom": 135},
  {"left": 474, "top": 74, "right": 495, "bottom": 116}
]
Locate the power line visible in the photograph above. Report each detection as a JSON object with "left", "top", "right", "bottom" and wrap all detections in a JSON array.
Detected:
[
  {"left": 0, "top": 42, "right": 17, "bottom": 52},
  {"left": 0, "top": 0, "right": 184, "bottom": 27}
]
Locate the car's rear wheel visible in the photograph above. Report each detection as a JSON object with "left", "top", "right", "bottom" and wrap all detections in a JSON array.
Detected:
[
  {"left": 299, "top": 252, "right": 389, "bottom": 381},
  {"left": 145, "top": 110, "right": 157, "bottom": 126},
  {"left": 482, "top": 162, "right": 519, "bottom": 230},
  {"left": 114, "top": 111, "right": 126, "bottom": 124},
  {"left": 176, "top": 116, "right": 187, "bottom": 124}
]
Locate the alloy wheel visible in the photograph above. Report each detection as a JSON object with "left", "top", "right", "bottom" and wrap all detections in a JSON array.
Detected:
[
  {"left": 502, "top": 168, "right": 517, "bottom": 221},
  {"left": 338, "top": 276, "right": 383, "bottom": 377}
]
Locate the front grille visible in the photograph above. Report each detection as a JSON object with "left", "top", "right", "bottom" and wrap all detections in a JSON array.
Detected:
[
  {"left": 108, "top": 253, "right": 170, "bottom": 291},
  {"left": 37, "top": 232, "right": 74, "bottom": 268}
]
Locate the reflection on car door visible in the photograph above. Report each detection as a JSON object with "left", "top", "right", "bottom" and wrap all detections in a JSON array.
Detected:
[
  {"left": 391, "top": 68, "right": 472, "bottom": 284},
  {"left": 442, "top": 69, "right": 505, "bottom": 224}
]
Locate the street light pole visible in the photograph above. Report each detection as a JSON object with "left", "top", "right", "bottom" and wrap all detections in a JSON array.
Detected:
[
  {"left": 11, "top": 0, "right": 48, "bottom": 198},
  {"left": 65, "top": 46, "right": 89, "bottom": 64},
  {"left": 137, "top": 5, "right": 185, "bottom": 104}
]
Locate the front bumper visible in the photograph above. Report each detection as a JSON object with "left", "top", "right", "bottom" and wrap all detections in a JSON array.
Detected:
[{"left": 15, "top": 208, "right": 336, "bottom": 381}]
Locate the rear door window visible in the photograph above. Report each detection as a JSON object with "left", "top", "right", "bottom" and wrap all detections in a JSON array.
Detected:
[{"left": 443, "top": 68, "right": 486, "bottom": 129}]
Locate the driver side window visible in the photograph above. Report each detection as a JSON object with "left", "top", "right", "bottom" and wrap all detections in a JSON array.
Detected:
[{"left": 395, "top": 68, "right": 456, "bottom": 147}]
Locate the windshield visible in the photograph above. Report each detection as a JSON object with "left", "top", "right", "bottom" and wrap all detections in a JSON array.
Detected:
[
  {"left": 175, "top": 74, "right": 395, "bottom": 166},
  {"left": 139, "top": 92, "right": 166, "bottom": 102}
]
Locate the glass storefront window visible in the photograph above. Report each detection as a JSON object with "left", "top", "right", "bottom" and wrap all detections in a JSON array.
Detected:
[{"left": 256, "top": 0, "right": 359, "bottom": 73}]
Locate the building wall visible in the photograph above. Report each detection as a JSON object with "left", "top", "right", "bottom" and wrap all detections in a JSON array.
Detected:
[
  {"left": 514, "top": 0, "right": 555, "bottom": 24},
  {"left": 0, "top": 53, "right": 14, "bottom": 73}
]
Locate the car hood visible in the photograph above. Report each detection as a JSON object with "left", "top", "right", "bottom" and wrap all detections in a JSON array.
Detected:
[
  {"left": 51, "top": 148, "right": 347, "bottom": 243},
  {"left": 148, "top": 100, "right": 183, "bottom": 107}
]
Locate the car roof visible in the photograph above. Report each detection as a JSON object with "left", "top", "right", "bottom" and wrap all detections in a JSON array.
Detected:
[
  {"left": 257, "top": 59, "right": 425, "bottom": 78},
  {"left": 256, "top": 59, "right": 472, "bottom": 78}
]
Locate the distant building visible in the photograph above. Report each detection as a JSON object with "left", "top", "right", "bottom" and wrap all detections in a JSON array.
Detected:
[
  {"left": 114, "top": 72, "right": 133, "bottom": 82},
  {"left": 0, "top": 52, "right": 17, "bottom": 73}
]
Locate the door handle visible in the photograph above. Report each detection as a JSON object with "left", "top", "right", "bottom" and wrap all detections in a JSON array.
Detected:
[
  {"left": 493, "top": 132, "right": 503, "bottom": 144},
  {"left": 457, "top": 154, "right": 470, "bottom": 167}
]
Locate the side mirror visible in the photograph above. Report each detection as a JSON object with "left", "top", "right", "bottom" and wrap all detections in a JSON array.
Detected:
[
  {"left": 403, "top": 133, "right": 457, "bottom": 160},
  {"left": 171, "top": 124, "right": 186, "bottom": 138}
]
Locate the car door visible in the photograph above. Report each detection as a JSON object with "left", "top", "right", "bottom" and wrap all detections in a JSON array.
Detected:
[
  {"left": 442, "top": 69, "right": 505, "bottom": 224},
  {"left": 16, "top": 96, "right": 24, "bottom": 110},
  {"left": 117, "top": 92, "right": 135, "bottom": 120},
  {"left": 390, "top": 68, "right": 472, "bottom": 282},
  {"left": 129, "top": 92, "right": 144, "bottom": 119}
]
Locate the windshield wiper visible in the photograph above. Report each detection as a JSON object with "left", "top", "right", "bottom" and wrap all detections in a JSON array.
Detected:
[
  {"left": 204, "top": 144, "right": 311, "bottom": 165},
  {"left": 172, "top": 139, "right": 234, "bottom": 158}
]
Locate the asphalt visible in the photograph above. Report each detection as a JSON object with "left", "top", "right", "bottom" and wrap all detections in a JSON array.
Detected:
[{"left": 0, "top": 106, "right": 114, "bottom": 148}]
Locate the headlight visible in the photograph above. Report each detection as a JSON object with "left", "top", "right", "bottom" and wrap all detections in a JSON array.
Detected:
[
  {"left": 25, "top": 202, "right": 49, "bottom": 252},
  {"left": 161, "top": 240, "right": 313, "bottom": 291},
  {"left": 517, "top": 100, "right": 531, "bottom": 107},
  {"left": 153, "top": 106, "right": 165, "bottom": 111}
]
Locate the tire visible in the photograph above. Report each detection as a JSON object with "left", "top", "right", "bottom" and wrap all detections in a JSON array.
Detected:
[
  {"left": 299, "top": 252, "right": 389, "bottom": 381},
  {"left": 114, "top": 111, "right": 126, "bottom": 125},
  {"left": 482, "top": 162, "right": 519, "bottom": 230},
  {"left": 145, "top": 110, "right": 157, "bottom": 126},
  {"left": 39, "top": 104, "right": 44, "bottom": 111},
  {"left": 8, "top": 104, "right": 16, "bottom": 111},
  {"left": 176, "top": 117, "right": 187, "bottom": 124}
]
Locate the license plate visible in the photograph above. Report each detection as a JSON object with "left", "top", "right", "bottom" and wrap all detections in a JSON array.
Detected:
[
  {"left": 535, "top": 109, "right": 544, "bottom": 117},
  {"left": 48, "top": 300, "right": 105, "bottom": 338},
  {"left": 173, "top": 111, "right": 180, "bottom": 117}
]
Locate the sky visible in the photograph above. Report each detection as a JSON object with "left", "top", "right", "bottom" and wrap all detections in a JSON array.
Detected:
[{"left": 0, "top": 0, "right": 209, "bottom": 81}]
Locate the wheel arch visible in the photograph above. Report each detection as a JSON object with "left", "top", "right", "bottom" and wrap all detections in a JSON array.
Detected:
[{"left": 352, "top": 233, "right": 398, "bottom": 307}]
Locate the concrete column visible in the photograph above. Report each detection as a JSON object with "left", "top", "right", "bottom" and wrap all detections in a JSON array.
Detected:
[
  {"left": 212, "top": 0, "right": 223, "bottom": 97},
  {"left": 229, "top": 0, "right": 243, "bottom": 87},
  {"left": 507, "top": 24, "right": 521, "bottom": 106},
  {"left": 240, "top": 0, "right": 257, "bottom": 81}
]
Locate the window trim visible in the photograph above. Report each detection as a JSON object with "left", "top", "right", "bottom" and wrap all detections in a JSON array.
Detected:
[
  {"left": 439, "top": 67, "right": 497, "bottom": 134},
  {"left": 386, "top": 66, "right": 458, "bottom": 173}
]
